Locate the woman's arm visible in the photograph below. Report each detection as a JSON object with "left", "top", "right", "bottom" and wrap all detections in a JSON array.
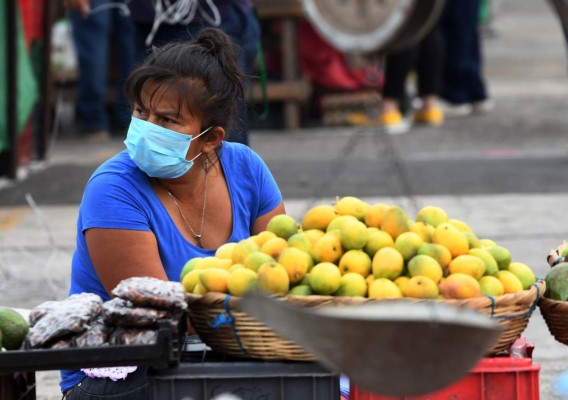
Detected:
[
  {"left": 85, "top": 228, "right": 168, "bottom": 296},
  {"left": 251, "top": 201, "right": 287, "bottom": 235}
]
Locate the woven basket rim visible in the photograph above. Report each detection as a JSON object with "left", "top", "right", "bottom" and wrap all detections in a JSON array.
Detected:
[
  {"left": 539, "top": 295, "right": 568, "bottom": 308},
  {"left": 186, "top": 279, "right": 546, "bottom": 310},
  {"left": 185, "top": 280, "right": 545, "bottom": 360}
]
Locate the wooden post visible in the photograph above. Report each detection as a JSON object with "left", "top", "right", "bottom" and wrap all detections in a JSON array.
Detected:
[{"left": 0, "top": 0, "right": 18, "bottom": 179}]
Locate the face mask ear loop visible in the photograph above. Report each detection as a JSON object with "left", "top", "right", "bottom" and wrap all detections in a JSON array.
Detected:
[
  {"left": 190, "top": 126, "right": 213, "bottom": 142},
  {"left": 187, "top": 126, "right": 213, "bottom": 163},
  {"left": 189, "top": 152, "right": 202, "bottom": 163}
]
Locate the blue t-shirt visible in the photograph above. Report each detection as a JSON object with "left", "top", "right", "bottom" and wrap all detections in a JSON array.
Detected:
[{"left": 60, "top": 141, "right": 281, "bottom": 392}]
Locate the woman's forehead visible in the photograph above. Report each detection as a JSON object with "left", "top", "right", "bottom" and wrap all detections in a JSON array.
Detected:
[{"left": 139, "top": 79, "right": 204, "bottom": 117}]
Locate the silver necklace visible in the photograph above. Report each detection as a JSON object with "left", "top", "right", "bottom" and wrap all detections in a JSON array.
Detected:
[{"left": 162, "top": 160, "right": 209, "bottom": 248}]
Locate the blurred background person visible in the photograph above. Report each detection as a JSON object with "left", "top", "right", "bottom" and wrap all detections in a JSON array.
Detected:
[
  {"left": 67, "top": 0, "right": 135, "bottom": 141},
  {"left": 439, "top": 0, "right": 493, "bottom": 117},
  {"left": 379, "top": 22, "right": 446, "bottom": 134},
  {"left": 547, "top": 0, "right": 568, "bottom": 70},
  {"left": 65, "top": 0, "right": 259, "bottom": 146}
]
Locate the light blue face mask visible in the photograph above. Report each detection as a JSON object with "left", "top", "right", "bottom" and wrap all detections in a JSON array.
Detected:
[{"left": 124, "top": 116, "right": 212, "bottom": 178}]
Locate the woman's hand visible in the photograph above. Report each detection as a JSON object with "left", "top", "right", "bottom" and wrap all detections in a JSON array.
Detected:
[
  {"left": 63, "top": 0, "right": 91, "bottom": 18},
  {"left": 85, "top": 228, "right": 168, "bottom": 296}
]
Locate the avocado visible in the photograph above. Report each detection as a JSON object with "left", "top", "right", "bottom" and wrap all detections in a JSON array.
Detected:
[
  {"left": 0, "top": 307, "right": 29, "bottom": 350},
  {"left": 545, "top": 262, "right": 568, "bottom": 301}
]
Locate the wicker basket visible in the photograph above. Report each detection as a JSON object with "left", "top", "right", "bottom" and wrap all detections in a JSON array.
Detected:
[
  {"left": 185, "top": 280, "right": 545, "bottom": 361},
  {"left": 539, "top": 296, "right": 568, "bottom": 345}
]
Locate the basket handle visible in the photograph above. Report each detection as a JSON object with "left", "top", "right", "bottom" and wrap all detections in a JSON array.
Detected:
[
  {"left": 209, "top": 295, "right": 249, "bottom": 356},
  {"left": 487, "top": 282, "right": 542, "bottom": 320}
]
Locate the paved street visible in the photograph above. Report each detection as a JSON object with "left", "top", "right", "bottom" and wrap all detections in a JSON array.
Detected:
[{"left": 1, "top": 0, "right": 568, "bottom": 398}]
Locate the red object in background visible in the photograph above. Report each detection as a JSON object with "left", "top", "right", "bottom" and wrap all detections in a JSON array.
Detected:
[
  {"left": 20, "top": 0, "right": 44, "bottom": 47},
  {"left": 17, "top": 0, "right": 43, "bottom": 165},
  {"left": 350, "top": 355, "right": 540, "bottom": 400},
  {"left": 18, "top": 119, "right": 33, "bottom": 166},
  {"left": 298, "top": 21, "right": 382, "bottom": 91}
]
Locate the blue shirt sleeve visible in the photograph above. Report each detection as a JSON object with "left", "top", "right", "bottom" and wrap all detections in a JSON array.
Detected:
[
  {"left": 248, "top": 149, "right": 282, "bottom": 218},
  {"left": 80, "top": 172, "right": 152, "bottom": 232}
]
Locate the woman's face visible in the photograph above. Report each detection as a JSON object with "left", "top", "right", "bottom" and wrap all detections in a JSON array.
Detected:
[{"left": 133, "top": 82, "right": 202, "bottom": 138}]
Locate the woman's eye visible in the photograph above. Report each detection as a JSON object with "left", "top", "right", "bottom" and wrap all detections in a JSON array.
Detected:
[{"left": 133, "top": 107, "right": 147, "bottom": 118}]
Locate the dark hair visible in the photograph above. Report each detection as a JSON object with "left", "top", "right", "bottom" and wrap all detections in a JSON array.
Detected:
[{"left": 124, "top": 28, "right": 245, "bottom": 135}]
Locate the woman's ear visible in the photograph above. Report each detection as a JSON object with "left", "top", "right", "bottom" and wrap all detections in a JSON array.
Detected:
[{"left": 203, "top": 126, "right": 225, "bottom": 152}]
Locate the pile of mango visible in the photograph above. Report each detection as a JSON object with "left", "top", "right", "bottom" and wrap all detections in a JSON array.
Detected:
[{"left": 180, "top": 196, "right": 537, "bottom": 300}]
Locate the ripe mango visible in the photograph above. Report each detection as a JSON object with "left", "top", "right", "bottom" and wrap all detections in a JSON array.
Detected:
[
  {"left": 468, "top": 248, "right": 499, "bottom": 276},
  {"left": 334, "top": 273, "right": 368, "bottom": 297},
  {"left": 278, "top": 247, "right": 313, "bottom": 284},
  {"left": 407, "top": 254, "right": 443, "bottom": 283},
  {"left": 507, "top": 262, "right": 536, "bottom": 290},
  {"left": 432, "top": 223, "right": 469, "bottom": 258},
  {"left": 227, "top": 268, "right": 257, "bottom": 297},
  {"left": 335, "top": 196, "right": 369, "bottom": 221},
  {"left": 302, "top": 204, "right": 338, "bottom": 231},
  {"left": 405, "top": 276, "right": 439, "bottom": 299},
  {"left": 309, "top": 262, "right": 342, "bottom": 295},
  {"left": 313, "top": 234, "right": 343, "bottom": 264},
  {"left": 364, "top": 230, "right": 395, "bottom": 258},
  {"left": 365, "top": 203, "right": 390, "bottom": 228},
  {"left": 372, "top": 247, "right": 404, "bottom": 280},
  {"left": 267, "top": 214, "right": 299, "bottom": 240},
  {"left": 479, "top": 276, "right": 505, "bottom": 297},
  {"left": 448, "top": 255, "right": 486, "bottom": 280},
  {"left": 417, "top": 243, "right": 452, "bottom": 269},
  {"left": 487, "top": 246, "right": 512, "bottom": 270},
  {"left": 496, "top": 270, "right": 523, "bottom": 294},
  {"left": 394, "top": 232, "right": 424, "bottom": 261},
  {"left": 368, "top": 278, "right": 403, "bottom": 299},
  {"left": 415, "top": 205, "right": 449, "bottom": 228},
  {"left": 199, "top": 268, "right": 231, "bottom": 293},
  {"left": 339, "top": 249, "right": 372, "bottom": 277},
  {"left": 257, "top": 261, "right": 290, "bottom": 295},
  {"left": 338, "top": 219, "right": 369, "bottom": 250},
  {"left": 439, "top": 273, "right": 481, "bottom": 299},
  {"left": 380, "top": 205, "right": 411, "bottom": 240}
]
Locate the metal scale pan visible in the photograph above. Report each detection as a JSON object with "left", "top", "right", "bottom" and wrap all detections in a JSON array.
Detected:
[{"left": 303, "top": 0, "right": 447, "bottom": 54}]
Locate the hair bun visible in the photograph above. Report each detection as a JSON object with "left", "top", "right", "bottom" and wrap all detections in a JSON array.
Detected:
[{"left": 196, "top": 28, "right": 233, "bottom": 54}]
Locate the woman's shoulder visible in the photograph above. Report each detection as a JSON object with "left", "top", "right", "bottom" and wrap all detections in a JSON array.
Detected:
[
  {"left": 221, "top": 141, "right": 264, "bottom": 165},
  {"left": 88, "top": 150, "right": 143, "bottom": 185}
]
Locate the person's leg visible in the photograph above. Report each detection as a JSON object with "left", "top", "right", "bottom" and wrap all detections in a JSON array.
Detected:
[
  {"left": 440, "top": 0, "right": 487, "bottom": 104},
  {"left": 69, "top": 0, "right": 111, "bottom": 134},
  {"left": 216, "top": 6, "right": 260, "bottom": 145},
  {"left": 415, "top": 27, "right": 444, "bottom": 106},
  {"left": 547, "top": 0, "right": 568, "bottom": 66},
  {"left": 382, "top": 48, "right": 416, "bottom": 114},
  {"left": 111, "top": 6, "right": 135, "bottom": 133},
  {"left": 413, "top": 26, "right": 445, "bottom": 124},
  {"left": 462, "top": 0, "right": 488, "bottom": 103},
  {"left": 378, "top": 48, "right": 415, "bottom": 133}
]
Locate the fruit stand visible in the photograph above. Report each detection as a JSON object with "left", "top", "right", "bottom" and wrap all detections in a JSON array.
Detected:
[{"left": 1, "top": 197, "right": 560, "bottom": 399}]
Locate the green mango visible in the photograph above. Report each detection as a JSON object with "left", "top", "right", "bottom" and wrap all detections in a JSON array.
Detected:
[{"left": 545, "top": 262, "right": 568, "bottom": 301}]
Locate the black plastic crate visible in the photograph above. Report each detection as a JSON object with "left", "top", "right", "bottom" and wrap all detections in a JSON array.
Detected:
[
  {"left": 149, "top": 338, "right": 340, "bottom": 400},
  {"left": 0, "top": 371, "right": 36, "bottom": 400}
]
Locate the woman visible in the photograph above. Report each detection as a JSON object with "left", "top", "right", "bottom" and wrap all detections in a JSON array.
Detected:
[{"left": 60, "top": 28, "right": 285, "bottom": 398}]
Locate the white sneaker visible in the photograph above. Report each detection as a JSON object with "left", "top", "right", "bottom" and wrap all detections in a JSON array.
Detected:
[
  {"left": 383, "top": 118, "right": 412, "bottom": 135},
  {"left": 472, "top": 99, "right": 495, "bottom": 114},
  {"left": 441, "top": 102, "right": 473, "bottom": 118}
]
